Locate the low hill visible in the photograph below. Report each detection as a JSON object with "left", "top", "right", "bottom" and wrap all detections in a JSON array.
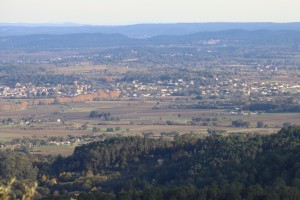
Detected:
[{"left": 47, "top": 126, "right": 300, "bottom": 199}]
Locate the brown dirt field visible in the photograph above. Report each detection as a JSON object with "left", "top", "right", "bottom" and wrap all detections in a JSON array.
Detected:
[
  {"left": 54, "top": 65, "right": 107, "bottom": 74},
  {"left": 0, "top": 128, "right": 88, "bottom": 140},
  {"left": 31, "top": 145, "right": 75, "bottom": 156},
  {"left": 53, "top": 64, "right": 129, "bottom": 76},
  {"left": 0, "top": 98, "right": 298, "bottom": 149},
  {"left": 0, "top": 104, "right": 62, "bottom": 118}
]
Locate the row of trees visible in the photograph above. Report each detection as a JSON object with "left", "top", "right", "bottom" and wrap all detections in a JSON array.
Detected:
[{"left": 248, "top": 102, "right": 300, "bottom": 113}]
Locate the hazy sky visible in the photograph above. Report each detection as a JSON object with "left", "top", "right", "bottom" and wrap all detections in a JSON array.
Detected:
[{"left": 1, "top": 0, "right": 300, "bottom": 25}]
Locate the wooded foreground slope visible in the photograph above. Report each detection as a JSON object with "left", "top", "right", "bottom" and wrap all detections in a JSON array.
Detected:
[
  {"left": 2, "top": 126, "right": 300, "bottom": 199},
  {"left": 43, "top": 126, "right": 300, "bottom": 199}
]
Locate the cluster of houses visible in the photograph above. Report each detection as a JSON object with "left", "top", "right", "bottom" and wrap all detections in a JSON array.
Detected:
[
  {"left": 0, "top": 69, "right": 299, "bottom": 101},
  {"left": 116, "top": 76, "right": 300, "bottom": 99},
  {"left": 0, "top": 82, "right": 92, "bottom": 98}
]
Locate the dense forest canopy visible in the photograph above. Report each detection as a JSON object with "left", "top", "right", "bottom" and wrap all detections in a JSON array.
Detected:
[{"left": 2, "top": 126, "right": 300, "bottom": 199}]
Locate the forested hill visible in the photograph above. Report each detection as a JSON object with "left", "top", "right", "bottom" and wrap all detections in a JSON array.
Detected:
[
  {"left": 1, "top": 30, "right": 300, "bottom": 50},
  {"left": 0, "top": 33, "right": 135, "bottom": 49},
  {"left": 45, "top": 126, "right": 300, "bottom": 199}
]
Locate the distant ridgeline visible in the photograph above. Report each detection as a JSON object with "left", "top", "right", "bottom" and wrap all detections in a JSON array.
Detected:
[
  {"left": 0, "top": 90, "right": 120, "bottom": 112},
  {"left": 1, "top": 23, "right": 300, "bottom": 37},
  {"left": 1, "top": 30, "right": 300, "bottom": 49}
]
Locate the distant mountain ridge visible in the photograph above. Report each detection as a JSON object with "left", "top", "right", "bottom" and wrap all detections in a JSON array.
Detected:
[
  {"left": 1, "top": 22, "right": 300, "bottom": 37},
  {"left": 1, "top": 30, "right": 300, "bottom": 50}
]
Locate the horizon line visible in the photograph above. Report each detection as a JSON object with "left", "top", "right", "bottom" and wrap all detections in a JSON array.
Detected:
[{"left": 1, "top": 21, "right": 300, "bottom": 27}]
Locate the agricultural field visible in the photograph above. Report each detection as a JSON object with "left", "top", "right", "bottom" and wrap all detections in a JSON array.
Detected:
[{"left": 0, "top": 97, "right": 296, "bottom": 155}]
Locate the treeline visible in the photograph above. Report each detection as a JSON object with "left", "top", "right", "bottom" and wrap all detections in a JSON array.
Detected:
[
  {"left": 170, "top": 101, "right": 300, "bottom": 113},
  {"left": 248, "top": 102, "right": 300, "bottom": 113},
  {"left": 2, "top": 126, "right": 300, "bottom": 199},
  {"left": 89, "top": 111, "right": 120, "bottom": 121}
]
